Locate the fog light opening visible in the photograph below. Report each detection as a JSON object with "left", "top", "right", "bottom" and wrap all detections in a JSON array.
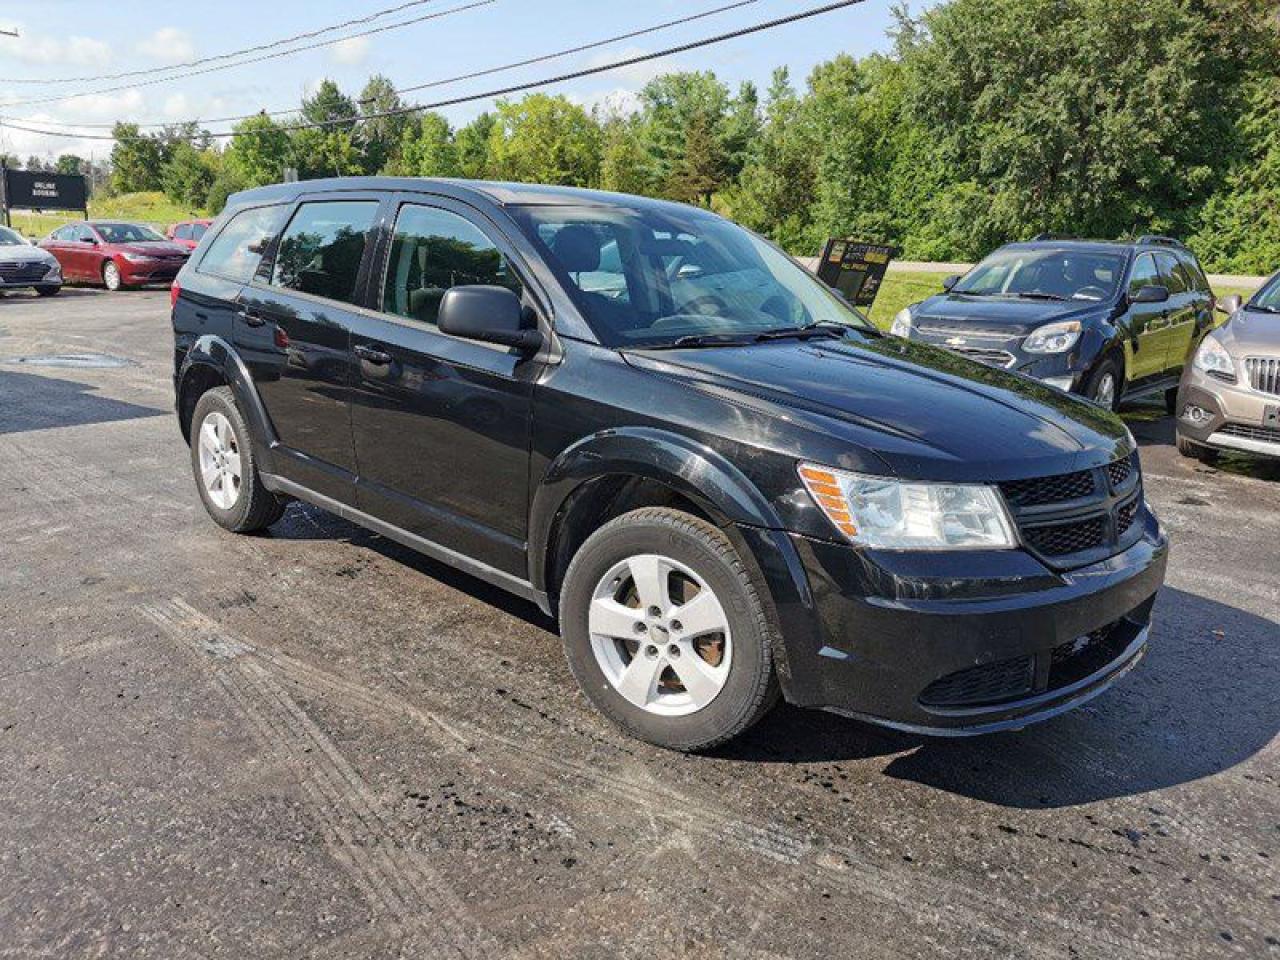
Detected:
[{"left": 1181, "top": 404, "right": 1212, "bottom": 425}]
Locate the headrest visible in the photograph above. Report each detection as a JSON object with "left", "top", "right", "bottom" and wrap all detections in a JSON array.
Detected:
[{"left": 550, "top": 225, "right": 601, "bottom": 273}]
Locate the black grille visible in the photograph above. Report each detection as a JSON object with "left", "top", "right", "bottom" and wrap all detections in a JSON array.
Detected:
[
  {"left": 1106, "top": 453, "right": 1135, "bottom": 489},
  {"left": 1217, "top": 423, "right": 1280, "bottom": 444},
  {"left": 1023, "top": 515, "right": 1107, "bottom": 556},
  {"left": 1048, "top": 624, "right": 1131, "bottom": 689},
  {"left": 1115, "top": 496, "right": 1140, "bottom": 537},
  {"left": 0, "top": 260, "right": 50, "bottom": 282},
  {"left": 1000, "top": 469, "right": 1095, "bottom": 507},
  {"left": 919, "top": 656, "right": 1034, "bottom": 707}
]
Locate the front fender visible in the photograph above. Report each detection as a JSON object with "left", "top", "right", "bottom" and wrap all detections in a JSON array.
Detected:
[{"left": 177, "top": 335, "right": 278, "bottom": 469}]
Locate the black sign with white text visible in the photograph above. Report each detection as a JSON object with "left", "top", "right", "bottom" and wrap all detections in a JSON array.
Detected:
[
  {"left": 815, "top": 239, "right": 898, "bottom": 307},
  {"left": 1, "top": 170, "right": 89, "bottom": 212}
]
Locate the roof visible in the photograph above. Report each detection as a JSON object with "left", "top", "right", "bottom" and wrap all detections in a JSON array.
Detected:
[{"left": 227, "top": 176, "right": 707, "bottom": 217}]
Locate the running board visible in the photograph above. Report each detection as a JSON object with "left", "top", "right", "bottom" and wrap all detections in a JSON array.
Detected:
[{"left": 262, "top": 473, "right": 551, "bottom": 615}]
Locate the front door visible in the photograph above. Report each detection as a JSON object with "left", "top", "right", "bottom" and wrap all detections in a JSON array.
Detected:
[
  {"left": 347, "top": 197, "right": 541, "bottom": 578},
  {"left": 235, "top": 196, "right": 382, "bottom": 503},
  {"left": 1122, "top": 252, "right": 1168, "bottom": 386}
]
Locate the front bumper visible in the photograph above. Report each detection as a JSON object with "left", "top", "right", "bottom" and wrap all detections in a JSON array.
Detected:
[
  {"left": 1177, "top": 367, "right": 1280, "bottom": 459},
  {"left": 912, "top": 329, "right": 1086, "bottom": 392},
  {"left": 772, "top": 508, "right": 1168, "bottom": 734},
  {"left": 120, "top": 259, "right": 185, "bottom": 284}
]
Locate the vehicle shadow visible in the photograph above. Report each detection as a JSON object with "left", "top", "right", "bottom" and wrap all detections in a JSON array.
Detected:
[
  {"left": 0, "top": 368, "right": 166, "bottom": 435},
  {"left": 1123, "top": 402, "right": 1280, "bottom": 481},
  {"left": 720, "top": 587, "right": 1278, "bottom": 807}
]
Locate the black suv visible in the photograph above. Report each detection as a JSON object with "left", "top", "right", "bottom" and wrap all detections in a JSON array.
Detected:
[
  {"left": 171, "top": 179, "right": 1168, "bottom": 750},
  {"left": 891, "top": 236, "right": 1215, "bottom": 410}
]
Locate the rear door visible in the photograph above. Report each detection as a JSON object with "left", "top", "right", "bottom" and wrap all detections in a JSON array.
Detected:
[
  {"left": 1154, "top": 252, "right": 1196, "bottom": 379},
  {"left": 41, "top": 225, "right": 77, "bottom": 278},
  {"left": 234, "top": 194, "right": 384, "bottom": 503},
  {"left": 346, "top": 195, "right": 543, "bottom": 577},
  {"left": 1168, "top": 251, "right": 1214, "bottom": 375},
  {"left": 1122, "top": 252, "right": 1167, "bottom": 385}
]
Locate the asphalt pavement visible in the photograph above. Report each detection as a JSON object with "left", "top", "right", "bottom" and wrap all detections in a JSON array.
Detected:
[{"left": 1, "top": 287, "right": 1277, "bottom": 959}]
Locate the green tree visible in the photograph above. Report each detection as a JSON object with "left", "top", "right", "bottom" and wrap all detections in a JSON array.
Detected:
[
  {"left": 110, "top": 123, "right": 163, "bottom": 192},
  {"left": 666, "top": 110, "right": 727, "bottom": 206},
  {"left": 55, "top": 155, "right": 84, "bottom": 176},
  {"left": 721, "top": 81, "right": 761, "bottom": 182},
  {"left": 161, "top": 141, "right": 217, "bottom": 209},
  {"left": 396, "top": 112, "right": 459, "bottom": 177},
  {"left": 357, "top": 74, "right": 410, "bottom": 173},
  {"left": 300, "top": 79, "right": 358, "bottom": 131},
  {"left": 226, "top": 113, "right": 291, "bottom": 187},
  {"left": 487, "top": 94, "right": 601, "bottom": 186},
  {"left": 638, "top": 72, "right": 730, "bottom": 198},
  {"left": 290, "top": 126, "right": 364, "bottom": 180},
  {"left": 454, "top": 112, "right": 495, "bottom": 179},
  {"left": 598, "top": 112, "right": 652, "bottom": 195}
]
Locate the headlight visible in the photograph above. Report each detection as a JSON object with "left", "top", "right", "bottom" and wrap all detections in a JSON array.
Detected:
[
  {"left": 1023, "top": 320, "right": 1082, "bottom": 354},
  {"left": 1193, "top": 336, "right": 1234, "bottom": 379},
  {"left": 889, "top": 307, "right": 914, "bottom": 338},
  {"left": 798, "top": 463, "right": 1018, "bottom": 550},
  {"left": 44, "top": 262, "right": 61, "bottom": 278},
  {"left": 121, "top": 252, "right": 152, "bottom": 263}
]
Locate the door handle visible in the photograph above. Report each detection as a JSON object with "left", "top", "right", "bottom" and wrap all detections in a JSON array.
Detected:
[
  {"left": 239, "top": 308, "right": 266, "bottom": 328},
  {"left": 354, "top": 344, "right": 392, "bottom": 366}
]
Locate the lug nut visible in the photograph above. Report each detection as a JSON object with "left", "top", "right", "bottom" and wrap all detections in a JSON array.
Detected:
[
  {"left": 648, "top": 606, "right": 662, "bottom": 618},
  {"left": 645, "top": 645, "right": 659, "bottom": 658},
  {"left": 634, "top": 621, "right": 647, "bottom": 633},
  {"left": 667, "top": 644, "right": 681, "bottom": 658},
  {"left": 670, "top": 620, "right": 682, "bottom": 632}
]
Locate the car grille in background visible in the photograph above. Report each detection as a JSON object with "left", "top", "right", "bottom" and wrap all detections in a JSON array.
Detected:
[
  {"left": 919, "top": 655, "right": 1034, "bottom": 707},
  {"left": 998, "top": 452, "right": 1143, "bottom": 569},
  {"left": 949, "top": 346, "right": 1016, "bottom": 368},
  {"left": 1217, "top": 423, "right": 1280, "bottom": 444},
  {"left": 0, "top": 261, "right": 50, "bottom": 282},
  {"left": 1245, "top": 357, "right": 1280, "bottom": 396}
]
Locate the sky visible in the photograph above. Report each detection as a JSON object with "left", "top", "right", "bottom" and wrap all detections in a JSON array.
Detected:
[{"left": 0, "top": 0, "right": 910, "bottom": 162}]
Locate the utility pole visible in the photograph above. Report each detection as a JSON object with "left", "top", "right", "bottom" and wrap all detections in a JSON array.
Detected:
[{"left": 0, "top": 28, "right": 19, "bottom": 37}]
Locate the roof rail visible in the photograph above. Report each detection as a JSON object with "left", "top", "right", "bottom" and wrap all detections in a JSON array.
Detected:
[
  {"left": 1136, "top": 234, "right": 1186, "bottom": 249},
  {"left": 1031, "top": 232, "right": 1078, "bottom": 241}
]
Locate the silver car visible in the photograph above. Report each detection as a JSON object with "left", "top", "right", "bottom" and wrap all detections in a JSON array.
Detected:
[
  {"left": 0, "top": 225, "right": 62, "bottom": 296},
  {"left": 1175, "top": 271, "right": 1280, "bottom": 461}
]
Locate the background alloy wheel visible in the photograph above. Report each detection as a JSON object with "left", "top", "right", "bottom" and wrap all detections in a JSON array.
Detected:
[
  {"left": 560, "top": 507, "right": 779, "bottom": 751},
  {"left": 189, "top": 387, "right": 286, "bottom": 533},
  {"left": 1084, "top": 358, "right": 1122, "bottom": 411},
  {"left": 102, "top": 260, "right": 123, "bottom": 291}
]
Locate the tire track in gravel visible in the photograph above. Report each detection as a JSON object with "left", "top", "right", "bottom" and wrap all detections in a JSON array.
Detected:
[
  {"left": 139, "top": 601, "right": 500, "bottom": 960},
  {"left": 147, "top": 595, "right": 1172, "bottom": 960}
]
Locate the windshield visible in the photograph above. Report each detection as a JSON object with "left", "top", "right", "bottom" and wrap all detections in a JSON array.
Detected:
[
  {"left": 954, "top": 247, "right": 1126, "bottom": 301},
  {"left": 1249, "top": 273, "right": 1280, "bottom": 312},
  {"left": 0, "top": 226, "right": 25, "bottom": 246},
  {"left": 95, "top": 222, "right": 166, "bottom": 243},
  {"left": 509, "top": 204, "right": 873, "bottom": 347}
]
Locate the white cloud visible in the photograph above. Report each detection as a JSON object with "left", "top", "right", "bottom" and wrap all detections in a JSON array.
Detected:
[
  {"left": 0, "top": 25, "right": 113, "bottom": 67},
  {"left": 330, "top": 36, "right": 370, "bottom": 66},
  {"left": 136, "top": 27, "right": 196, "bottom": 64}
]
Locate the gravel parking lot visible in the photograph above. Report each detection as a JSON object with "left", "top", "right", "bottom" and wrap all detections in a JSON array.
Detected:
[{"left": 1, "top": 287, "right": 1277, "bottom": 959}]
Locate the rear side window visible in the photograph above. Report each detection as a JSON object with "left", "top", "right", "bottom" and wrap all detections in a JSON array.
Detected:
[
  {"left": 191, "top": 223, "right": 208, "bottom": 241},
  {"left": 1128, "top": 254, "right": 1160, "bottom": 297},
  {"left": 174, "top": 224, "right": 191, "bottom": 240},
  {"left": 272, "top": 200, "right": 379, "bottom": 306},
  {"left": 1177, "top": 251, "right": 1210, "bottom": 293},
  {"left": 381, "top": 204, "right": 522, "bottom": 326},
  {"left": 1155, "top": 252, "right": 1187, "bottom": 295},
  {"left": 199, "top": 205, "right": 287, "bottom": 284}
]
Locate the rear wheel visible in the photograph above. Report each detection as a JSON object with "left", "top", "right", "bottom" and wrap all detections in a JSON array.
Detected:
[
  {"left": 102, "top": 260, "right": 123, "bottom": 291},
  {"left": 1176, "top": 432, "right": 1218, "bottom": 464},
  {"left": 34, "top": 285, "right": 61, "bottom": 297},
  {"left": 190, "top": 387, "right": 286, "bottom": 533},
  {"left": 559, "top": 507, "right": 779, "bottom": 752},
  {"left": 1084, "top": 357, "right": 1122, "bottom": 411}
]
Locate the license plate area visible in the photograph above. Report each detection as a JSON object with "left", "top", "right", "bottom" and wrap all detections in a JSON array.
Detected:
[{"left": 1265, "top": 405, "right": 1279, "bottom": 428}]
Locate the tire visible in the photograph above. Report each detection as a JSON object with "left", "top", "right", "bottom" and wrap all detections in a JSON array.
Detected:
[
  {"left": 1176, "top": 432, "right": 1218, "bottom": 464},
  {"left": 34, "top": 285, "right": 61, "bottom": 297},
  {"left": 190, "top": 386, "right": 286, "bottom": 533},
  {"left": 1083, "top": 357, "right": 1122, "bottom": 411},
  {"left": 559, "top": 507, "right": 780, "bottom": 752},
  {"left": 102, "top": 260, "right": 124, "bottom": 291},
  {"left": 1164, "top": 387, "right": 1178, "bottom": 415}
]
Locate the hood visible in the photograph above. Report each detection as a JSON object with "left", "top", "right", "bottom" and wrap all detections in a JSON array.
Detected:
[
  {"left": 912, "top": 292, "right": 1113, "bottom": 336},
  {"left": 0, "top": 243, "right": 56, "bottom": 264},
  {"left": 116, "top": 241, "right": 189, "bottom": 257},
  {"left": 625, "top": 334, "right": 1132, "bottom": 481},
  {"left": 1219, "top": 308, "right": 1280, "bottom": 356}
]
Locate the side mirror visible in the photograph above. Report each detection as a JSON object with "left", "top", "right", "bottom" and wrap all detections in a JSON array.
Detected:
[
  {"left": 438, "top": 285, "right": 541, "bottom": 352},
  {"left": 1215, "top": 294, "right": 1242, "bottom": 315},
  {"left": 1132, "top": 284, "right": 1169, "bottom": 304},
  {"left": 942, "top": 274, "right": 960, "bottom": 292},
  {"left": 79, "top": 236, "right": 98, "bottom": 245}
]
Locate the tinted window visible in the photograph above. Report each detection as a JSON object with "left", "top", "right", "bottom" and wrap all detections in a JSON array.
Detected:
[
  {"left": 199, "top": 205, "right": 287, "bottom": 284},
  {"left": 96, "top": 223, "right": 166, "bottom": 243},
  {"left": 952, "top": 247, "right": 1125, "bottom": 301},
  {"left": 1155, "top": 252, "right": 1187, "bottom": 295},
  {"left": 52, "top": 225, "right": 78, "bottom": 241},
  {"left": 1177, "top": 251, "right": 1210, "bottom": 293},
  {"left": 191, "top": 223, "right": 208, "bottom": 241},
  {"left": 1128, "top": 254, "right": 1160, "bottom": 298},
  {"left": 382, "top": 204, "right": 522, "bottom": 326},
  {"left": 271, "top": 201, "right": 378, "bottom": 305},
  {"left": 174, "top": 224, "right": 191, "bottom": 240},
  {"left": 1250, "top": 273, "right": 1280, "bottom": 311},
  {"left": 0, "top": 226, "right": 23, "bottom": 245}
]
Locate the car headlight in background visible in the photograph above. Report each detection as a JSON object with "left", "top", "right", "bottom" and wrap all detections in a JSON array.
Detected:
[
  {"left": 1023, "top": 320, "right": 1082, "bottom": 354},
  {"left": 44, "top": 262, "right": 61, "bottom": 278},
  {"left": 120, "top": 252, "right": 153, "bottom": 263},
  {"left": 889, "top": 307, "right": 914, "bottom": 338},
  {"left": 798, "top": 463, "right": 1018, "bottom": 550},
  {"left": 1193, "top": 336, "right": 1235, "bottom": 380}
]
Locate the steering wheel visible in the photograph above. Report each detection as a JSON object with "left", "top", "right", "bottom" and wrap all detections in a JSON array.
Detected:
[
  {"left": 677, "top": 294, "right": 730, "bottom": 316},
  {"left": 1073, "top": 285, "right": 1108, "bottom": 301}
]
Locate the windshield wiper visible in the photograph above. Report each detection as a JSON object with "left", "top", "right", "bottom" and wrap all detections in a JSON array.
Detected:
[
  {"left": 753, "top": 323, "right": 850, "bottom": 342},
  {"left": 648, "top": 333, "right": 759, "bottom": 349},
  {"left": 1249, "top": 304, "right": 1279, "bottom": 314},
  {"left": 1012, "top": 291, "right": 1069, "bottom": 301}
]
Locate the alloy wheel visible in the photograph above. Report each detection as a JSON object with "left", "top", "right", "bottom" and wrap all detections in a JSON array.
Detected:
[
  {"left": 588, "top": 553, "right": 732, "bottom": 717},
  {"left": 1093, "top": 372, "right": 1116, "bottom": 408},
  {"left": 103, "top": 261, "right": 121, "bottom": 291},
  {"left": 197, "top": 411, "right": 242, "bottom": 510}
]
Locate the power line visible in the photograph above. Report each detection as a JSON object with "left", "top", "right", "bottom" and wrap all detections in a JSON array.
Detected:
[
  {"left": 0, "top": 0, "right": 494, "bottom": 108},
  {"left": 0, "top": 0, "right": 442, "bottom": 85},
  {"left": 7, "top": 0, "right": 763, "bottom": 132},
  {"left": 0, "top": 0, "right": 865, "bottom": 144}
]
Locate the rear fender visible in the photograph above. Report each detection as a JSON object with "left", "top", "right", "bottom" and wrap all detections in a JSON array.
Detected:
[{"left": 177, "top": 335, "right": 277, "bottom": 471}]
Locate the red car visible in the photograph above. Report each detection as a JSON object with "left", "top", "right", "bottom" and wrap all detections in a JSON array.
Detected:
[
  {"left": 166, "top": 218, "right": 213, "bottom": 250},
  {"left": 40, "top": 221, "right": 189, "bottom": 291}
]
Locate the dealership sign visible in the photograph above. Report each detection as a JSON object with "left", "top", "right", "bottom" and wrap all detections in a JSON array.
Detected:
[
  {"left": 1, "top": 169, "right": 89, "bottom": 217},
  {"left": 816, "top": 239, "right": 898, "bottom": 308}
]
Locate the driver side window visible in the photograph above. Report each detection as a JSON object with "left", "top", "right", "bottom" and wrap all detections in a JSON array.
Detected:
[{"left": 1128, "top": 255, "right": 1160, "bottom": 298}]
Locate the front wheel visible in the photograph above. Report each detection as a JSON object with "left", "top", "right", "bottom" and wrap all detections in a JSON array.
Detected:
[
  {"left": 559, "top": 507, "right": 780, "bottom": 751},
  {"left": 35, "top": 285, "right": 61, "bottom": 297},
  {"left": 1083, "top": 357, "right": 1122, "bottom": 411},
  {"left": 102, "top": 260, "right": 124, "bottom": 291}
]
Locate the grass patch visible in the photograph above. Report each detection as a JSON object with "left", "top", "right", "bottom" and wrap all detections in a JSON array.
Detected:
[
  {"left": 866, "top": 270, "right": 951, "bottom": 329},
  {"left": 10, "top": 191, "right": 206, "bottom": 240}
]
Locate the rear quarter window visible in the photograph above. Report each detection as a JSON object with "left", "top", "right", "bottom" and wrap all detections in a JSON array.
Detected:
[{"left": 197, "top": 205, "right": 288, "bottom": 284}]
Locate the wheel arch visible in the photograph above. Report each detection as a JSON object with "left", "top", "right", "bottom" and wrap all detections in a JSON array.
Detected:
[{"left": 176, "top": 335, "right": 277, "bottom": 470}]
